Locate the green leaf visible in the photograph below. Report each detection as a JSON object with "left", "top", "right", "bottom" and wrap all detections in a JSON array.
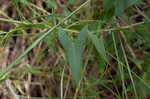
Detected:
[
  {"left": 75, "top": 26, "right": 88, "bottom": 50},
  {"left": 46, "top": 0, "right": 57, "bottom": 9},
  {"left": 115, "top": 0, "right": 138, "bottom": 16},
  {"left": 102, "top": 0, "right": 138, "bottom": 17},
  {"left": 0, "top": 0, "right": 89, "bottom": 82},
  {"left": 88, "top": 33, "right": 109, "bottom": 64},
  {"left": 58, "top": 26, "right": 88, "bottom": 85},
  {"left": 58, "top": 28, "right": 72, "bottom": 51},
  {"left": 102, "top": 0, "right": 115, "bottom": 11}
]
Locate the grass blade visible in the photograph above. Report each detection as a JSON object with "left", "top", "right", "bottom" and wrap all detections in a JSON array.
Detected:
[
  {"left": 0, "top": 0, "right": 90, "bottom": 80},
  {"left": 112, "top": 32, "right": 128, "bottom": 99},
  {"left": 120, "top": 39, "right": 138, "bottom": 98}
]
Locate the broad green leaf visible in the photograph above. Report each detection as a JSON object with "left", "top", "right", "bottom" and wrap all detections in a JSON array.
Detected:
[
  {"left": 88, "top": 33, "right": 109, "bottom": 64},
  {"left": 67, "top": 43, "right": 82, "bottom": 85},
  {"left": 75, "top": 26, "right": 88, "bottom": 50},
  {"left": 58, "top": 26, "right": 88, "bottom": 85},
  {"left": 58, "top": 28, "right": 72, "bottom": 51}
]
